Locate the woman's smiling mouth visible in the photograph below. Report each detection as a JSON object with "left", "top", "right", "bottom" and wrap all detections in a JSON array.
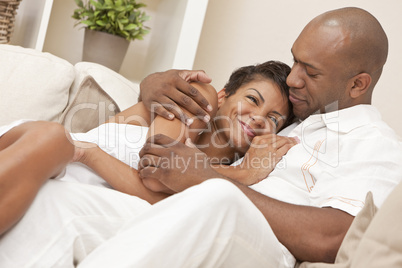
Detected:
[{"left": 239, "top": 120, "right": 256, "bottom": 138}]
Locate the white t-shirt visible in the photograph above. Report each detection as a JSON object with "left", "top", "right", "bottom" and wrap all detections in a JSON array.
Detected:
[{"left": 250, "top": 104, "right": 402, "bottom": 216}]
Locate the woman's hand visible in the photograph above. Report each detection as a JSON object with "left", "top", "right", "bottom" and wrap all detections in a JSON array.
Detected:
[
  {"left": 238, "top": 134, "right": 299, "bottom": 185},
  {"left": 71, "top": 140, "right": 98, "bottom": 164},
  {"left": 139, "top": 69, "right": 213, "bottom": 124}
]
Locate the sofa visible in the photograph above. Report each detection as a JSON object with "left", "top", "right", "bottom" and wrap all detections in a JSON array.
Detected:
[
  {"left": 0, "top": 44, "right": 139, "bottom": 133},
  {"left": 2, "top": 44, "right": 402, "bottom": 267}
]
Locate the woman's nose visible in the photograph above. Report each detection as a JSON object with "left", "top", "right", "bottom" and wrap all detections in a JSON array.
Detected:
[{"left": 250, "top": 114, "right": 266, "bottom": 129}]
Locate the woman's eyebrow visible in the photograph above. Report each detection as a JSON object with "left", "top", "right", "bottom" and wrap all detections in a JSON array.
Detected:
[
  {"left": 248, "top": 88, "right": 265, "bottom": 102},
  {"left": 272, "top": 111, "right": 284, "bottom": 118}
]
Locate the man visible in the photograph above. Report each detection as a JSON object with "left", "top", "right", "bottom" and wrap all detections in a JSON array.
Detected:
[
  {"left": 132, "top": 6, "right": 400, "bottom": 264},
  {"left": 80, "top": 6, "right": 401, "bottom": 267},
  {"left": 0, "top": 7, "right": 401, "bottom": 268}
]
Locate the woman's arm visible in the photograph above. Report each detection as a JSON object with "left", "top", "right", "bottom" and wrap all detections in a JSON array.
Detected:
[
  {"left": 140, "top": 82, "right": 218, "bottom": 192},
  {"left": 75, "top": 82, "right": 219, "bottom": 200},
  {"left": 73, "top": 141, "right": 170, "bottom": 204},
  {"left": 106, "top": 100, "right": 151, "bottom": 126}
]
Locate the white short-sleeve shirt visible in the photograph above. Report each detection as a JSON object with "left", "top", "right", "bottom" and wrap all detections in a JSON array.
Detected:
[{"left": 250, "top": 105, "right": 402, "bottom": 216}]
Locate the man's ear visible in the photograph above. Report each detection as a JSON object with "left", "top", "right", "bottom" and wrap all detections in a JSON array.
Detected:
[
  {"left": 217, "top": 88, "right": 227, "bottom": 108},
  {"left": 349, "top": 73, "right": 372, "bottom": 99}
]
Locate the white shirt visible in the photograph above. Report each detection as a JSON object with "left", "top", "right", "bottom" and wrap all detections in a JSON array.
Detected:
[{"left": 251, "top": 105, "right": 402, "bottom": 216}]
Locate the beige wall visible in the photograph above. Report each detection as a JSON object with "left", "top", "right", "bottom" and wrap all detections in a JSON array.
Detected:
[{"left": 194, "top": 0, "right": 402, "bottom": 137}]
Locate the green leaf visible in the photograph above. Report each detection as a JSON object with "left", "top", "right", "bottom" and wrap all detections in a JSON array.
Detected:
[
  {"left": 96, "top": 20, "right": 106, "bottom": 26},
  {"left": 105, "top": 0, "right": 114, "bottom": 7},
  {"left": 73, "top": 0, "right": 151, "bottom": 40},
  {"left": 90, "top": 0, "right": 102, "bottom": 9},
  {"left": 121, "top": 30, "right": 129, "bottom": 37},
  {"left": 115, "top": 6, "right": 125, "bottom": 12},
  {"left": 81, "top": 20, "right": 95, "bottom": 26},
  {"left": 124, "top": 24, "right": 137, "bottom": 30},
  {"left": 117, "top": 20, "right": 124, "bottom": 31},
  {"left": 74, "top": 0, "right": 83, "bottom": 8},
  {"left": 107, "top": 10, "right": 115, "bottom": 20},
  {"left": 115, "top": 0, "right": 123, "bottom": 7}
]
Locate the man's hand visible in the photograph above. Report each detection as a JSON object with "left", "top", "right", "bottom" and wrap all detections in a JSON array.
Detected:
[
  {"left": 138, "top": 134, "right": 223, "bottom": 192},
  {"left": 139, "top": 69, "right": 213, "bottom": 124},
  {"left": 239, "top": 134, "right": 299, "bottom": 184}
]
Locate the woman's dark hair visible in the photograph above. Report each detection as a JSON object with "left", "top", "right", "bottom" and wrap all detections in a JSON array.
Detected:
[{"left": 224, "top": 60, "right": 295, "bottom": 128}]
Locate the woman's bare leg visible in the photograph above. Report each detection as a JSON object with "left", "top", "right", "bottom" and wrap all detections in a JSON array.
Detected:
[{"left": 0, "top": 121, "right": 74, "bottom": 235}]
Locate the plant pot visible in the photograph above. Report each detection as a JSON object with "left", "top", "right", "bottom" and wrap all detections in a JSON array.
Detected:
[{"left": 82, "top": 28, "right": 130, "bottom": 72}]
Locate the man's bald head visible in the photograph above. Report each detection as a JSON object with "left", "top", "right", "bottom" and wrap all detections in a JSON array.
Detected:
[
  {"left": 288, "top": 7, "right": 388, "bottom": 118},
  {"left": 306, "top": 7, "right": 388, "bottom": 86}
]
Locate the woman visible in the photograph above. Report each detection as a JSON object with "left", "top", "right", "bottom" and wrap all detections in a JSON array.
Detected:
[
  {"left": 69, "top": 60, "right": 297, "bottom": 203},
  {"left": 0, "top": 60, "right": 296, "bottom": 235}
]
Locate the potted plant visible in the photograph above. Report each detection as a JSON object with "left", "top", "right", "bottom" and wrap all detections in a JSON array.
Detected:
[{"left": 72, "top": 0, "right": 150, "bottom": 71}]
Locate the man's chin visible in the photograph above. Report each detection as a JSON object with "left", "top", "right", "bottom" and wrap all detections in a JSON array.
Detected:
[{"left": 293, "top": 109, "right": 310, "bottom": 120}]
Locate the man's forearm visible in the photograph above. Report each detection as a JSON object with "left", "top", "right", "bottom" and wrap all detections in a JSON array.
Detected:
[{"left": 227, "top": 179, "right": 353, "bottom": 263}]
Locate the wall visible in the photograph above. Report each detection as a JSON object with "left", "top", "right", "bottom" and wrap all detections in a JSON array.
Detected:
[
  {"left": 11, "top": 0, "right": 50, "bottom": 49},
  {"left": 14, "top": 0, "right": 208, "bottom": 84},
  {"left": 41, "top": 0, "right": 162, "bottom": 83},
  {"left": 194, "top": 0, "right": 402, "bottom": 136}
]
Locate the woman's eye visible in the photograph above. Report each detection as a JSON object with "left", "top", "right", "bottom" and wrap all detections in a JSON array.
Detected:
[
  {"left": 247, "top": 96, "right": 258, "bottom": 104},
  {"left": 269, "top": 116, "right": 279, "bottom": 127}
]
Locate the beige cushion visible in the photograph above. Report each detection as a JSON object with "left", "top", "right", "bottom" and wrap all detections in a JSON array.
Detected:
[
  {"left": 297, "top": 192, "right": 377, "bottom": 268},
  {"left": 0, "top": 45, "right": 75, "bottom": 125},
  {"left": 59, "top": 76, "right": 120, "bottom": 133},
  {"left": 70, "top": 62, "right": 140, "bottom": 111},
  {"left": 348, "top": 182, "right": 402, "bottom": 267}
]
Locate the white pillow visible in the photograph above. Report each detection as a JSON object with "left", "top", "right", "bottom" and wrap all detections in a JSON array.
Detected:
[
  {"left": 0, "top": 45, "right": 75, "bottom": 126},
  {"left": 72, "top": 62, "right": 140, "bottom": 111}
]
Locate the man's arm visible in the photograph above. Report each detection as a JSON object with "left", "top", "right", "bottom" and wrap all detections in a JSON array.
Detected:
[
  {"left": 213, "top": 134, "right": 299, "bottom": 185},
  {"left": 138, "top": 134, "right": 353, "bottom": 263},
  {"left": 234, "top": 183, "right": 353, "bottom": 263},
  {"left": 139, "top": 69, "right": 213, "bottom": 124}
]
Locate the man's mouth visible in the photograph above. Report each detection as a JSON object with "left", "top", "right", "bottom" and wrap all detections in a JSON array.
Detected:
[
  {"left": 289, "top": 92, "right": 305, "bottom": 104},
  {"left": 239, "top": 120, "right": 256, "bottom": 138}
]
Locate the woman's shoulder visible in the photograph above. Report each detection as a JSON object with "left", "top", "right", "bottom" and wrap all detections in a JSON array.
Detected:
[{"left": 189, "top": 82, "right": 218, "bottom": 116}]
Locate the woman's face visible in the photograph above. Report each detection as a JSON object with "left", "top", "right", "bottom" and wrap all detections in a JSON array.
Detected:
[{"left": 214, "top": 79, "right": 289, "bottom": 154}]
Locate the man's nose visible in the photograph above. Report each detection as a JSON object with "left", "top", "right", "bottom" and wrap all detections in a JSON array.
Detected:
[{"left": 287, "top": 64, "right": 304, "bottom": 89}]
